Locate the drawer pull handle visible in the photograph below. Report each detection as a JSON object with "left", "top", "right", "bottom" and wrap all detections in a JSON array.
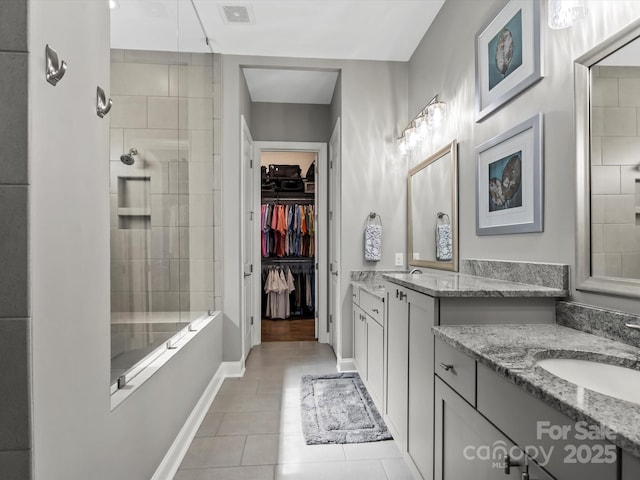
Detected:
[
  {"left": 439, "top": 363, "right": 453, "bottom": 372},
  {"left": 372, "top": 308, "right": 379, "bottom": 313},
  {"left": 503, "top": 454, "right": 520, "bottom": 475}
]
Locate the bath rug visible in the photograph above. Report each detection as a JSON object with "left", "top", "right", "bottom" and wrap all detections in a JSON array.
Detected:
[{"left": 300, "top": 372, "right": 392, "bottom": 444}]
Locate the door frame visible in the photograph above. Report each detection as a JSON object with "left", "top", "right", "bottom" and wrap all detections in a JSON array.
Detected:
[
  {"left": 240, "top": 115, "right": 254, "bottom": 363},
  {"left": 252, "top": 141, "right": 329, "bottom": 345}
]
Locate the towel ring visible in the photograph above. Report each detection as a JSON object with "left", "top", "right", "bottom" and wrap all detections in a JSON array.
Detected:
[{"left": 367, "top": 212, "right": 382, "bottom": 226}]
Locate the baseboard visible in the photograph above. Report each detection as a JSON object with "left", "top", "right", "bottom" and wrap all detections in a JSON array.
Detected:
[
  {"left": 219, "top": 360, "right": 246, "bottom": 378},
  {"left": 151, "top": 360, "right": 244, "bottom": 480},
  {"left": 336, "top": 356, "right": 356, "bottom": 372}
]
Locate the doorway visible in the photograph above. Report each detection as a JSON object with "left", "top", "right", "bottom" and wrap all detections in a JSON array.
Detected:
[{"left": 252, "top": 141, "right": 328, "bottom": 345}]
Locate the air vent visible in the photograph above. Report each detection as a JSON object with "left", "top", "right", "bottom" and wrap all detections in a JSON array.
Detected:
[{"left": 221, "top": 5, "right": 253, "bottom": 24}]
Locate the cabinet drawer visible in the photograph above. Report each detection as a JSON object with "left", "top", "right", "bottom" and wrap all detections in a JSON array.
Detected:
[
  {"left": 360, "top": 289, "right": 384, "bottom": 326},
  {"left": 435, "top": 338, "right": 476, "bottom": 405}
]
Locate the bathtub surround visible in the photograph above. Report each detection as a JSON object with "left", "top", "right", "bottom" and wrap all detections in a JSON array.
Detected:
[{"left": 0, "top": 0, "right": 31, "bottom": 477}]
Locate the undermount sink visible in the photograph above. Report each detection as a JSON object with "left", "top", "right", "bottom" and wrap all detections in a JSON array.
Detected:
[{"left": 537, "top": 357, "right": 640, "bottom": 404}]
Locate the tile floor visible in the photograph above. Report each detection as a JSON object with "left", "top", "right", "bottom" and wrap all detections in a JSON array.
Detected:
[{"left": 173, "top": 341, "right": 414, "bottom": 480}]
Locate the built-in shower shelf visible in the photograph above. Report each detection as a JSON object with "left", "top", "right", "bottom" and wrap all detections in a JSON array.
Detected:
[{"left": 117, "top": 208, "right": 151, "bottom": 216}]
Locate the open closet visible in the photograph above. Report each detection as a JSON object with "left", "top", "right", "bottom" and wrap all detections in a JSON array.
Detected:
[{"left": 260, "top": 151, "right": 317, "bottom": 341}]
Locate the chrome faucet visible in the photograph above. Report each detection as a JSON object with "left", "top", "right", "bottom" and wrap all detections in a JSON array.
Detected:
[{"left": 409, "top": 268, "right": 422, "bottom": 274}]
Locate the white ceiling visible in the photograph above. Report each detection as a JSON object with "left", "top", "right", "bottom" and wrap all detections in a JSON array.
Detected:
[
  {"left": 111, "top": 0, "right": 445, "bottom": 103},
  {"left": 243, "top": 68, "right": 339, "bottom": 104}
]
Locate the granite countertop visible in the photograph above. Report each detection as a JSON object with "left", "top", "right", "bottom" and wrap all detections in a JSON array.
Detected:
[
  {"left": 351, "top": 280, "right": 386, "bottom": 300},
  {"left": 383, "top": 271, "right": 568, "bottom": 298},
  {"left": 432, "top": 324, "right": 640, "bottom": 458}
]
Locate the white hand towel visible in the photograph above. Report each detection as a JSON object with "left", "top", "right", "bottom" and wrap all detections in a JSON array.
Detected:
[
  {"left": 364, "top": 224, "right": 382, "bottom": 262},
  {"left": 436, "top": 224, "right": 452, "bottom": 261}
]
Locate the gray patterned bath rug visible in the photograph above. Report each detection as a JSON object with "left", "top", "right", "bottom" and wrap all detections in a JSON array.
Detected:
[{"left": 300, "top": 372, "right": 392, "bottom": 445}]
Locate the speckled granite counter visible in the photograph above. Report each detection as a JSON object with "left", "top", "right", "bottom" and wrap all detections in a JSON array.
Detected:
[
  {"left": 433, "top": 324, "right": 640, "bottom": 458},
  {"left": 351, "top": 281, "right": 385, "bottom": 300},
  {"left": 384, "top": 271, "right": 568, "bottom": 297}
]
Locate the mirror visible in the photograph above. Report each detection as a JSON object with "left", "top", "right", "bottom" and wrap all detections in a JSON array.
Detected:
[
  {"left": 408, "top": 141, "right": 458, "bottom": 271},
  {"left": 576, "top": 18, "right": 640, "bottom": 298}
]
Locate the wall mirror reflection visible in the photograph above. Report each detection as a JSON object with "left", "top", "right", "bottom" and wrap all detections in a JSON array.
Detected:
[
  {"left": 408, "top": 141, "right": 458, "bottom": 271},
  {"left": 576, "top": 18, "right": 640, "bottom": 298}
]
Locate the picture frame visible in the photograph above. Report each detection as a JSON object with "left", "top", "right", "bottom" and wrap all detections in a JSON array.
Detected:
[
  {"left": 476, "top": 113, "right": 543, "bottom": 235},
  {"left": 475, "top": 0, "right": 543, "bottom": 122}
]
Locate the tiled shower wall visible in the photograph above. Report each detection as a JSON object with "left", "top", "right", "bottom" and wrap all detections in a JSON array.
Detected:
[
  {"left": 0, "top": 0, "right": 31, "bottom": 477},
  {"left": 109, "top": 49, "right": 221, "bottom": 315},
  {"left": 591, "top": 65, "right": 640, "bottom": 278}
]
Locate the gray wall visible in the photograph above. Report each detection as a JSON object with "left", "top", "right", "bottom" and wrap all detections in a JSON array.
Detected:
[
  {"left": 0, "top": 0, "right": 30, "bottom": 477},
  {"left": 408, "top": 0, "right": 640, "bottom": 315},
  {"left": 250, "top": 102, "right": 332, "bottom": 141},
  {"left": 27, "top": 2, "right": 223, "bottom": 479},
  {"left": 223, "top": 55, "right": 408, "bottom": 361}
]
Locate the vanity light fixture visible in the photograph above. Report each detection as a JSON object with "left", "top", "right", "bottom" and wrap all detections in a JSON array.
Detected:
[
  {"left": 397, "top": 94, "right": 446, "bottom": 154},
  {"left": 548, "top": 0, "right": 588, "bottom": 29}
]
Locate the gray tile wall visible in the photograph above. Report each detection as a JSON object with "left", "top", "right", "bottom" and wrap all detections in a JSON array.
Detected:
[
  {"left": 0, "top": 0, "right": 32, "bottom": 477},
  {"left": 591, "top": 66, "right": 640, "bottom": 278},
  {"left": 110, "top": 50, "right": 218, "bottom": 316}
]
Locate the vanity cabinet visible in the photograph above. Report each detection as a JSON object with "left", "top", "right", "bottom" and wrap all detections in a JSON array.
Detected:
[
  {"left": 353, "top": 304, "right": 367, "bottom": 376},
  {"left": 407, "top": 289, "right": 436, "bottom": 479},
  {"left": 434, "top": 377, "right": 531, "bottom": 479},
  {"left": 351, "top": 286, "right": 384, "bottom": 409},
  {"left": 434, "top": 336, "right": 619, "bottom": 480},
  {"left": 623, "top": 451, "right": 640, "bottom": 480},
  {"left": 385, "top": 284, "right": 409, "bottom": 449}
]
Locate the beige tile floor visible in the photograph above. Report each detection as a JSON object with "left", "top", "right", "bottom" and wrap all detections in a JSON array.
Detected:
[{"left": 174, "top": 341, "right": 414, "bottom": 480}]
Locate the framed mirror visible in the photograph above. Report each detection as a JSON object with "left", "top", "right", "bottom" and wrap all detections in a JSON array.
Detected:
[
  {"left": 408, "top": 141, "right": 458, "bottom": 271},
  {"left": 576, "top": 18, "right": 640, "bottom": 298}
]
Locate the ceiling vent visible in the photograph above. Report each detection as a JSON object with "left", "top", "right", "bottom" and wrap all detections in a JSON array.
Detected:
[{"left": 220, "top": 4, "right": 254, "bottom": 24}]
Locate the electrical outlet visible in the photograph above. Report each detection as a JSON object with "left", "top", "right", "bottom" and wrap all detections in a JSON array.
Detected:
[{"left": 395, "top": 253, "right": 403, "bottom": 266}]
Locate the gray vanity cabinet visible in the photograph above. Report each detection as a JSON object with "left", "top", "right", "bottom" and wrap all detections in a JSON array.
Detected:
[
  {"left": 352, "top": 287, "right": 385, "bottom": 409},
  {"left": 623, "top": 451, "right": 640, "bottom": 480},
  {"left": 385, "top": 284, "right": 409, "bottom": 450},
  {"left": 407, "top": 289, "right": 436, "bottom": 479},
  {"left": 477, "top": 363, "right": 617, "bottom": 480},
  {"left": 353, "top": 304, "right": 367, "bottom": 376},
  {"left": 434, "top": 377, "right": 530, "bottom": 480}
]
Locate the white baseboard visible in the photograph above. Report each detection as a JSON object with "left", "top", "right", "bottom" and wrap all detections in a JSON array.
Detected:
[
  {"left": 336, "top": 356, "right": 356, "bottom": 372},
  {"left": 151, "top": 360, "right": 244, "bottom": 480}
]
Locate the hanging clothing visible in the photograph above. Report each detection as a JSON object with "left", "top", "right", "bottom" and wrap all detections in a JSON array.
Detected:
[{"left": 261, "top": 202, "right": 315, "bottom": 258}]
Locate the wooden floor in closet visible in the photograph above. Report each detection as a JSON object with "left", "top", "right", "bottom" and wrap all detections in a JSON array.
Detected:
[{"left": 261, "top": 318, "right": 316, "bottom": 342}]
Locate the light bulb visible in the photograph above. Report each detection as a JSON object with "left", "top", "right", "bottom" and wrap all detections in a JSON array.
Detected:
[
  {"left": 427, "top": 101, "right": 446, "bottom": 126},
  {"left": 548, "top": 0, "right": 587, "bottom": 29}
]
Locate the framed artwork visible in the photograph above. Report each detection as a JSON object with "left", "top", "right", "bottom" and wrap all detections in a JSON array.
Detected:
[
  {"left": 476, "top": 113, "right": 543, "bottom": 235},
  {"left": 475, "top": 0, "right": 543, "bottom": 121}
]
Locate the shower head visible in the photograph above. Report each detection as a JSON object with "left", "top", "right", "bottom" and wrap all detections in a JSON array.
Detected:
[{"left": 120, "top": 148, "right": 138, "bottom": 165}]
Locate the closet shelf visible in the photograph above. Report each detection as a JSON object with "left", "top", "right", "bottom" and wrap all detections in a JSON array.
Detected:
[{"left": 263, "top": 257, "right": 314, "bottom": 265}]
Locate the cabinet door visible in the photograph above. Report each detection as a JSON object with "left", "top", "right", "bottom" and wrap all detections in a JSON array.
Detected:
[
  {"left": 623, "top": 451, "right": 640, "bottom": 480},
  {"left": 407, "top": 293, "right": 436, "bottom": 479},
  {"left": 366, "top": 317, "right": 384, "bottom": 409},
  {"left": 435, "top": 377, "right": 526, "bottom": 480},
  {"left": 353, "top": 304, "right": 367, "bottom": 377},
  {"left": 386, "top": 286, "right": 409, "bottom": 448}
]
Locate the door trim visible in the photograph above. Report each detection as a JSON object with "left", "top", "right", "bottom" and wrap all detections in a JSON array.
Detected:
[{"left": 252, "top": 141, "right": 328, "bottom": 344}]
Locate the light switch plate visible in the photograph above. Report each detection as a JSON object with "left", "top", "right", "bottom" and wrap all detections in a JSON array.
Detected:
[{"left": 395, "top": 253, "right": 403, "bottom": 266}]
